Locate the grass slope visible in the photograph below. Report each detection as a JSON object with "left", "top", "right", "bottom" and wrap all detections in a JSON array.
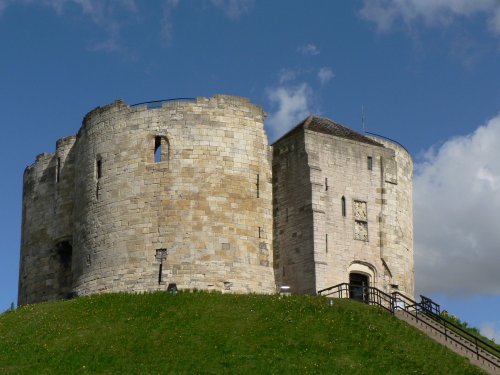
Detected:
[{"left": 0, "top": 292, "right": 486, "bottom": 374}]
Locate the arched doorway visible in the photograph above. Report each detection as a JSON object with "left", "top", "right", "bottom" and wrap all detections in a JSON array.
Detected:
[{"left": 349, "top": 272, "right": 369, "bottom": 303}]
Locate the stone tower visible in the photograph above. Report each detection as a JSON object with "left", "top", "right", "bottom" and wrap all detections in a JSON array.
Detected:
[
  {"left": 19, "top": 96, "right": 414, "bottom": 304},
  {"left": 272, "top": 116, "right": 414, "bottom": 297},
  {"left": 19, "top": 95, "right": 275, "bottom": 304}
]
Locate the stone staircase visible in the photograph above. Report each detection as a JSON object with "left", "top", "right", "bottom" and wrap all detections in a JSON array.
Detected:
[
  {"left": 395, "top": 309, "right": 500, "bottom": 374},
  {"left": 318, "top": 283, "right": 500, "bottom": 375}
]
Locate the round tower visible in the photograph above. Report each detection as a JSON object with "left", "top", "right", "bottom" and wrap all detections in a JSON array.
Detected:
[
  {"left": 70, "top": 95, "right": 275, "bottom": 296},
  {"left": 369, "top": 136, "right": 414, "bottom": 297}
]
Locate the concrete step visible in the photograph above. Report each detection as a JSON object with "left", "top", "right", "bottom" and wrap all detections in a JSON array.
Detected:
[{"left": 395, "top": 310, "right": 500, "bottom": 375}]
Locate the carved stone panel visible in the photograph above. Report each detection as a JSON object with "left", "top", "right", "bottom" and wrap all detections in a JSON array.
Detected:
[
  {"left": 353, "top": 200, "right": 367, "bottom": 221},
  {"left": 354, "top": 220, "right": 368, "bottom": 241},
  {"left": 353, "top": 200, "right": 368, "bottom": 241}
]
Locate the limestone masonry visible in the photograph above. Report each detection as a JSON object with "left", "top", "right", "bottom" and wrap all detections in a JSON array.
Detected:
[{"left": 19, "top": 95, "right": 413, "bottom": 305}]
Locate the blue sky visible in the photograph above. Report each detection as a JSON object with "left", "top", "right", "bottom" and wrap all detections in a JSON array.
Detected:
[{"left": 1, "top": 0, "right": 499, "bottom": 341}]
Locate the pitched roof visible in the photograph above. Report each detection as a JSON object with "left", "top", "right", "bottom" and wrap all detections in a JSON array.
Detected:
[{"left": 272, "top": 115, "right": 383, "bottom": 147}]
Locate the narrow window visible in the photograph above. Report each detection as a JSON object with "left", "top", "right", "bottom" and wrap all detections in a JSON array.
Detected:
[
  {"left": 154, "top": 136, "right": 162, "bottom": 163},
  {"left": 286, "top": 208, "right": 289, "bottom": 222},
  {"left": 367, "top": 156, "right": 373, "bottom": 171},
  {"left": 96, "top": 158, "right": 102, "bottom": 200},
  {"left": 96, "top": 159, "right": 102, "bottom": 179},
  {"left": 256, "top": 174, "right": 260, "bottom": 198},
  {"left": 325, "top": 234, "right": 328, "bottom": 253},
  {"left": 258, "top": 226, "right": 261, "bottom": 238},
  {"left": 325, "top": 177, "right": 328, "bottom": 191},
  {"left": 56, "top": 157, "right": 61, "bottom": 183},
  {"left": 341, "top": 196, "right": 346, "bottom": 217}
]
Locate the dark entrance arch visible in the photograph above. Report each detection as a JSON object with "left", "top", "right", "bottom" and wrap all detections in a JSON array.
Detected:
[{"left": 349, "top": 272, "right": 369, "bottom": 303}]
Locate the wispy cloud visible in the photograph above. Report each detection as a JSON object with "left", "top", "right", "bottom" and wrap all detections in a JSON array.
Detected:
[
  {"left": 0, "top": 0, "right": 140, "bottom": 53},
  {"left": 161, "top": 0, "right": 180, "bottom": 45},
  {"left": 359, "top": 0, "right": 500, "bottom": 35},
  {"left": 297, "top": 43, "right": 320, "bottom": 56},
  {"left": 210, "top": 0, "right": 254, "bottom": 19},
  {"left": 266, "top": 83, "right": 312, "bottom": 142},
  {"left": 0, "top": 0, "right": 9, "bottom": 15},
  {"left": 414, "top": 113, "right": 500, "bottom": 295},
  {"left": 317, "top": 67, "right": 335, "bottom": 84},
  {"left": 278, "top": 68, "right": 298, "bottom": 84}
]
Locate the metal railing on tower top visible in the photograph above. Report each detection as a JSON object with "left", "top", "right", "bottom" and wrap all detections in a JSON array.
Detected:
[{"left": 130, "top": 98, "right": 196, "bottom": 109}]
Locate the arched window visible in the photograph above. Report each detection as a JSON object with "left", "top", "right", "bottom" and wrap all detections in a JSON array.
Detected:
[
  {"left": 341, "top": 196, "right": 346, "bottom": 217},
  {"left": 154, "top": 136, "right": 170, "bottom": 164}
]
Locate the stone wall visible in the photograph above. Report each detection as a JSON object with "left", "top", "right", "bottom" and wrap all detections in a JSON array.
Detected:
[
  {"left": 272, "top": 131, "right": 316, "bottom": 294},
  {"left": 273, "top": 125, "right": 414, "bottom": 297},
  {"left": 19, "top": 135, "right": 76, "bottom": 304},
  {"left": 369, "top": 136, "right": 414, "bottom": 297},
  {"left": 19, "top": 95, "right": 275, "bottom": 304}
]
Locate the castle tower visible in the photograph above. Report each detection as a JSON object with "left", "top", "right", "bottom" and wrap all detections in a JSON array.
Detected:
[
  {"left": 19, "top": 97, "right": 414, "bottom": 305},
  {"left": 19, "top": 95, "right": 275, "bottom": 304},
  {"left": 272, "top": 116, "right": 414, "bottom": 297}
]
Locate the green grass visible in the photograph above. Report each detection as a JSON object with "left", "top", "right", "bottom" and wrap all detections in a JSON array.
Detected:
[{"left": 0, "top": 292, "right": 486, "bottom": 374}]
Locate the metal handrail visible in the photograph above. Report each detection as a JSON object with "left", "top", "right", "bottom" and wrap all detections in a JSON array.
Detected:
[
  {"left": 319, "top": 283, "right": 500, "bottom": 369},
  {"left": 130, "top": 98, "right": 196, "bottom": 108},
  {"left": 318, "top": 283, "right": 394, "bottom": 313},
  {"left": 393, "top": 291, "right": 500, "bottom": 359}
]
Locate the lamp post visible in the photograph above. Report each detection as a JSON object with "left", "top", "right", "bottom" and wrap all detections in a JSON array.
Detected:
[{"left": 155, "top": 249, "right": 168, "bottom": 285}]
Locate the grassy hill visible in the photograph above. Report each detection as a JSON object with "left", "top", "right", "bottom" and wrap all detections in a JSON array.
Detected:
[{"left": 0, "top": 292, "right": 486, "bottom": 374}]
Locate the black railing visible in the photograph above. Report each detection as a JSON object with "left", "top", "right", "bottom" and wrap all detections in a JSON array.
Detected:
[
  {"left": 420, "top": 295, "right": 440, "bottom": 315},
  {"left": 393, "top": 291, "right": 500, "bottom": 364},
  {"left": 130, "top": 98, "right": 196, "bottom": 109},
  {"left": 319, "top": 283, "right": 500, "bottom": 370},
  {"left": 318, "top": 283, "right": 394, "bottom": 314}
]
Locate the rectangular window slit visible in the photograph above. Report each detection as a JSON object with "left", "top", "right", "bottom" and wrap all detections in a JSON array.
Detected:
[
  {"left": 256, "top": 174, "right": 260, "bottom": 198},
  {"left": 367, "top": 156, "right": 373, "bottom": 171},
  {"left": 258, "top": 226, "right": 261, "bottom": 238},
  {"left": 325, "top": 177, "right": 328, "bottom": 191},
  {"left": 97, "top": 159, "right": 102, "bottom": 179},
  {"left": 325, "top": 234, "right": 328, "bottom": 253},
  {"left": 56, "top": 157, "right": 61, "bottom": 183}
]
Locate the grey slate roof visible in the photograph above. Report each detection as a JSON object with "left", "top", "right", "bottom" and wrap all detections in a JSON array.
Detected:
[{"left": 272, "top": 115, "right": 383, "bottom": 147}]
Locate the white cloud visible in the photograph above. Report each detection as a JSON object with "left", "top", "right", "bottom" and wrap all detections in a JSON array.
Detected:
[
  {"left": 266, "top": 83, "right": 312, "bottom": 141},
  {"left": 210, "top": 0, "right": 254, "bottom": 19},
  {"left": 359, "top": 0, "right": 500, "bottom": 35},
  {"left": 317, "top": 67, "right": 335, "bottom": 84},
  {"left": 297, "top": 43, "right": 320, "bottom": 56},
  {"left": 481, "top": 321, "right": 500, "bottom": 342},
  {"left": 414, "top": 114, "right": 500, "bottom": 295}
]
